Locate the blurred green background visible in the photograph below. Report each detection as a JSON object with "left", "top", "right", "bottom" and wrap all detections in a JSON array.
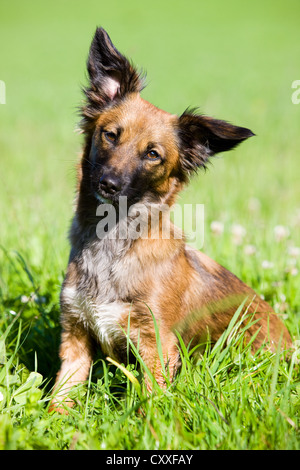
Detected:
[
  {"left": 0, "top": 0, "right": 300, "bottom": 279},
  {"left": 1, "top": 1, "right": 299, "bottom": 448}
]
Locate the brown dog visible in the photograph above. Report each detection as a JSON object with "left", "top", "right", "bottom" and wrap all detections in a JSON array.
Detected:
[{"left": 50, "top": 28, "right": 292, "bottom": 411}]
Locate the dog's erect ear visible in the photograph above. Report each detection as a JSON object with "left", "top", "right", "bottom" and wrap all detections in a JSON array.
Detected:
[
  {"left": 87, "top": 28, "right": 144, "bottom": 100},
  {"left": 177, "top": 110, "right": 254, "bottom": 179},
  {"left": 81, "top": 28, "right": 145, "bottom": 130}
]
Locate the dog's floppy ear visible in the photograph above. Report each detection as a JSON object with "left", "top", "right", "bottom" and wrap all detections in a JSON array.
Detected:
[
  {"left": 81, "top": 28, "right": 145, "bottom": 130},
  {"left": 177, "top": 110, "right": 254, "bottom": 179}
]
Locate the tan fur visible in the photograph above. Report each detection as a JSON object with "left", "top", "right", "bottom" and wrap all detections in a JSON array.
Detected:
[{"left": 50, "top": 28, "right": 292, "bottom": 413}]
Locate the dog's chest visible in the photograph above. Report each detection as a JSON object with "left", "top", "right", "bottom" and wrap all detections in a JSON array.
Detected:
[
  {"left": 62, "top": 238, "right": 138, "bottom": 356},
  {"left": 79, "top": 237, "right": 141, "bottom": 298},
  {"left": 62, "top": 284, "right": 131, "bottom": 357}
]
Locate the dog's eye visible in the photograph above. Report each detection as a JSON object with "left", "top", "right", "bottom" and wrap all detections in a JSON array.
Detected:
[
  {"left": 104, "top": 131, "right": 117, "bottom": 143},
  {"left": 146, "top": 150, "right": 160, "bottom": 160}
]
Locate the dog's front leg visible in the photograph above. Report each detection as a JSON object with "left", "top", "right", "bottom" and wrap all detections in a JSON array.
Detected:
[
  {"left": 139, "top": 334, "right": 180, "bottom": 392},
  {"left": 49, "top": 325, "right": 93, "bottom": 413}
]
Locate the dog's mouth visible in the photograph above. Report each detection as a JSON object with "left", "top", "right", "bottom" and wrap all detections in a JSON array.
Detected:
[
  {"left": 94, "top": 191, "right": 114, "bottom": 205},
  {"left": 94, "top": 183, "right": 135, "bottom": 207}
]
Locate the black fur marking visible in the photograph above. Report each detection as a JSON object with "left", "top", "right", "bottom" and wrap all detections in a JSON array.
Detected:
[{"left": 177, "top": 108, "right": 254, "bottom": 180}]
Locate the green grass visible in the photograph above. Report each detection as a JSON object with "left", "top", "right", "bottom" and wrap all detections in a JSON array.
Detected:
[{"left": 0, "top": 0, "right": 299, "bottom": 450}]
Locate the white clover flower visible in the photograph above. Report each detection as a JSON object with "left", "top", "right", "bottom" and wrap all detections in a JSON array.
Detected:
[
  {"left": 285, "top": 265, "right": 299, "bottom": 276},
  {"left": 244, "top": 244, "right": 256, "bottom": 256},
  {"left": 261, "top": 260, "right": 274, "bottom": 269},
  {"left": 0, "top": 391, "right": 4, "bottom": 402},
  {"left": 287, "top": 246, "right": 300, "bottom": 258},
  {"left": 231, "top": 224, "right": 246, "bottom": 245},
  {"left": 210, "top": 220, "right": 224, "bottom": 235},
  {"left": 274, "top": 225, "right": 290, "bottom": 242},
  {"left": 274, "top": 302, "right": 288, "bottom": 313}
]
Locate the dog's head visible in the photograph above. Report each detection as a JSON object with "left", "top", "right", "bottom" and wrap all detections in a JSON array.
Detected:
[{"left": 80, "top": 28, "right": 254, "bottom": 208}]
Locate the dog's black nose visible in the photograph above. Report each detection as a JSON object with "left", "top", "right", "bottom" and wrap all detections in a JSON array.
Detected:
[{"left": 99, "top": 173, "right": 122, "bottom": 195}]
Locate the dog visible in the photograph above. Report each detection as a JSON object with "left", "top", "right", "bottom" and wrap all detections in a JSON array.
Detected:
[{"left": 50, "top": 28, "right": 292, "bottom": 411}]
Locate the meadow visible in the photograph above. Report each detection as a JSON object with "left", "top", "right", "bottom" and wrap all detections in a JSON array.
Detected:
[{"left": 0, "top": 0, "right": 299, "bottom": 450}]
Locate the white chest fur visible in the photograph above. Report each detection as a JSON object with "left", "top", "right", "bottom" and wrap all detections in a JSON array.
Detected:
[
  {"left": 63, "top": 220, "right": 144, "bottom": 356},
  {"left": 61, "top": 285, "right": 131, "bottom": 357}
]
